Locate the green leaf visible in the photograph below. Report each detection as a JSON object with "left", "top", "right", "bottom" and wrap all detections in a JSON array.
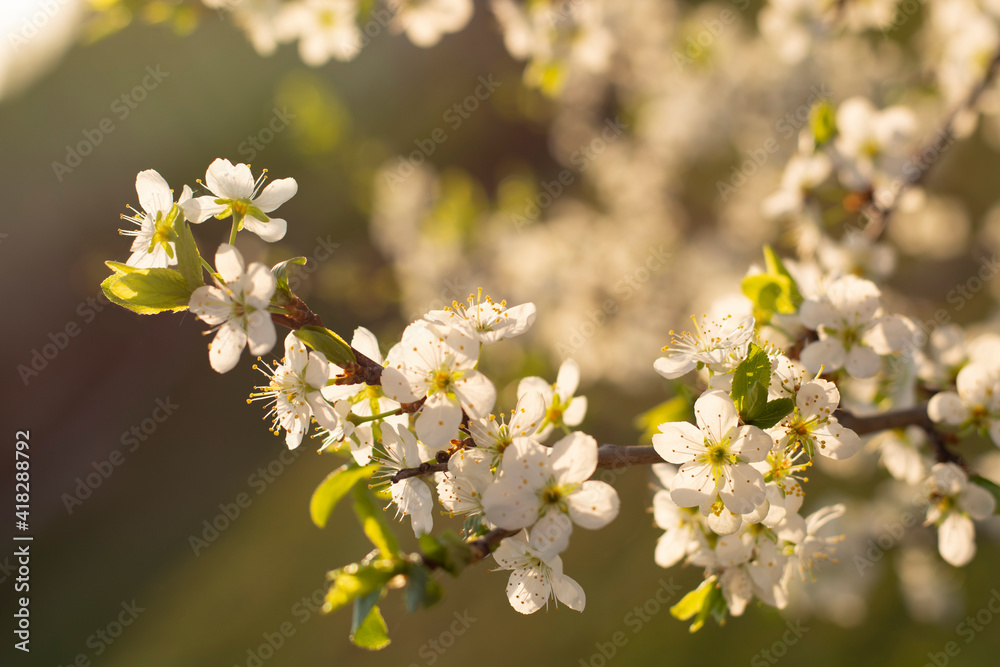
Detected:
[
  {"left": 762, "top": 245, "right": 803, "bottom": 308},
  {"left": 325, "top": 561, "right": 397, "bottom": 614},
  {"left": 634, "top": 395, "right": 693, "bottom": 444},
  {"left": 352, "top": 484, "right": 400, "bottom": 558},
  {"left": 404, "top": 563, "right": 444, "bottom": 613},
  {"left": 971, "top": 476, "right": 1000, "bottom": 514},
  {"left": 310, "top": 464, "right": 377, "bottom": 528},
  {"left": 742, "top": 274, "right": 796, "bottom": 321},
  {"left": 746, "top": 398, "right": 795, "bottom": 429},
  {"left": 742, "top": 247, "right": 803, "bottom": 324},
  {"left": 809, "top": 99, "right": 837, "bottom": 147},
  {"left": 272, "top": 257, "right": 307, "bottom": 301},
  {"left": 350, "top": 604, "right": 390, "bottom": 650},
  {"left": 730, "top": 343, "right": 772, "bottom": 421},
  {"left": 418, "top": 531, "right": 472, "bottom": 576},
  {"left": 352, "top": 590, "right": 381, "bottom": 637},
  {"left": 295, "top": 325, "right": 356, "bottom": 366},
  {"left": 671, "top": 576, "right": 719, "bottom": 633},
  {"left": 101, "top": 261, "right": 192, "bottom": 314},
  {"left": 171, "top": 207, "right": 204, "bottom": 291}
]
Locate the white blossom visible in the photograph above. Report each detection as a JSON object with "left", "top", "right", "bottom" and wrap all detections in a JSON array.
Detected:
[
  {"left": 924, "top": 463, "right": 996, "bottom": 567},
  {"left": 188, "top": 244, "right": 277, "bottom": 373},
  {"left": 183, "top": 159, "right": 297, "bottom": 242},
  {"left": 653, "top": 390, "right": 771, "bottom": 516},
  {"left": 492, "top": 529, "right": 586, "bottom": 614},
  {"left": 250, "top": 332, "right": 343, "bottom": 448}
]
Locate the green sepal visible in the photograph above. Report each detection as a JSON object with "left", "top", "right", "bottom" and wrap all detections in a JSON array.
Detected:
[
  {"left": 295, "top": 325, "right": 356, "bottom": 366},
  {"left": 101, "top": 261, "right": 192, "bottom": 314},
  {"left": 310, "top": 463, "right": 376, "bottom": 528},
  {"left": 352, "top": 484, "right": 400, "bottom": 558}
]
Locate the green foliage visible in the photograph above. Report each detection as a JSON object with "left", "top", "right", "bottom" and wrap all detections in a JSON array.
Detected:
[
  {"left": 351, "top": 601, "right": 390, "bottom": 650},
  {"left": 101, "top": 261, "right": 192, "bottom": 314},
  {"left": 352, "top": 484, "right": 400, "bottom": 558},
  {"left": 741, "top": 246, "right": 802, "bottom": 325},
  {"left": 404, "top": 563, "right": 444, "bottom": 612},
  {"left": 635, "top": 394, "right": 694, "bottom": 444},
  {"left": 271, "top": 256, "right": 307, "bottom": 303},
  {"left": 810, "top": 99, "right": 837, "bottom": 147},
  {"left": 310, "top": 464, "right": 376, "bottom": 528},
  {"left": 294, "top": 325, "right": 356, "bottom": 366},
  {"left": 418, "top": 531, "right": 473, "bottom": 576},
  {"left": 670, "top": 576, "right": 727, "bottom": 633},
  {"left": 325, "top": 559, "right": 401, "bottom": 614},
  {"left": 730, "top": 343, "right": 794, "bottom": 428},
  {"left": 172, "top": 209, "right": 204, "bottom": 291}
]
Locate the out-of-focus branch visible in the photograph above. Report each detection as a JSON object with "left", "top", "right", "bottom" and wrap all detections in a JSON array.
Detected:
[{"left": 861, "top": 46, "right": 1000, "bottom": 242}]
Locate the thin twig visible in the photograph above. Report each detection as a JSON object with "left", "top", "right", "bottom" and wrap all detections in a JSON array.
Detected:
[{"left": 861, "top": 46, "right": 1000, "bottom": 242}]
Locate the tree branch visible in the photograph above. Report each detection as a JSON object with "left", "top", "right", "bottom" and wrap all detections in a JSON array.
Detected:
[
  {"left": 391, "top": 402, "right": 958, "bottom": 483},
  {"left": 860, "top": 46, "right": 1000, "bottom": 242}
]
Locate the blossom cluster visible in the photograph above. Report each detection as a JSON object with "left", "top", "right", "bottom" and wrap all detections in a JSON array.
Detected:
[
  {"left": 105, "top": 153, "right": 999, "bottom": 630},
  {"left": 647, "top": 258, "right": 999, "bottom": 625}
]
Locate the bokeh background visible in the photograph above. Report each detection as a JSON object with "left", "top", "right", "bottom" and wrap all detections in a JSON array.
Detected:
[{"left": 4, "top": 1, "right": 1000, "bottom": 666}]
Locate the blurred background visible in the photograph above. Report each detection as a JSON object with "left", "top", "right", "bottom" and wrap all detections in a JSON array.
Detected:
[{"left": 3, "top": 0, "right": 1000, "bottom": 665}]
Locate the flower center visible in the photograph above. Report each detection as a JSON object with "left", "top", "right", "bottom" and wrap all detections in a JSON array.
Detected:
[{"left": 432, "top": 369, "right": 454, "bottom": 393}]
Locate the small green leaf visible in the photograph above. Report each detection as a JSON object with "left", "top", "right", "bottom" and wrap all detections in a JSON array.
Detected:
[
  {"left": 810, "top": 99, "right": 837, "bottom": 148},
  {"left": 742, "top": 274, "right": 795, "bottom": 320},
  {"left": 350, "top": 604, "right": 390, "bottom": 650},
  {"left": 404, "top": 563, "right": 444, "bottom": 613},
  {"left": 101, "top": 261, "right": 192, "bottom": 314},
  {"left": 325, "top": 561, "right": 397, "bottom": 614},
  {"left": 352, "top": 484, "right": 400, "bottom": 558},
  {"left": 272, "top": 257, "right": 307, "bottom": 300},
  {"left": 418, "top": 531, "right": 472, "bottom": 576},
  {"left": 746, "top": 398, "right": 795, "bottom": 429},
  {"left": 971, "top": 475, "right": 1000, "bottom": 514},
  {"left": 171, "top": 207, "right": 204, "bottom": 291},
  {"left": 671, "top": 576, "right": 718, "bottom": 632},
  {"left": 634, "top": 395, "right": 694, "bottom": 444},
  {"left": 295, "top": 325, "right": 356, "bottom": 366},
  {"left": 352, "top": 590, "right": 381, "bottom": 637},
  {"left": 730, "top": 343, "right": 772, "bottom": 421},
  {"left": 762, "top": 245, "right": 803, "bottom": 308},
  {"left": 310, "top": 464, "right": 376, "bottom": 528}
]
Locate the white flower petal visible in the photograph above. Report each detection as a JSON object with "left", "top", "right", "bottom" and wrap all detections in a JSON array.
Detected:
[
  {"left": 214, "top": 244, "right": 246, "bottom": 283},
  {"left": 206, "top": 158, "right": 254, "bottom": 199},
  {"left": 254, "top": 177, "right": 298, "bottom": 212},
  {"left": 209, "top": 322, "right": 248, "bottom": 373},
  {"left": 653, "top": 422, "right": 706, "bottom": 464},
  {"left": 135, "top": 169, "right": 173, "bottom": 216},
  {"left": 243, "top": 215, "right": 288, "bottom": 242},
  {"left": 551, "top": 431, "right": 598, "bottom": 483},
  {"left": 566, "top": 480, "right": 620, "bottom": 530},
  {"left": 938, "top": 512, "right": 976, "bottom": 567}
]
